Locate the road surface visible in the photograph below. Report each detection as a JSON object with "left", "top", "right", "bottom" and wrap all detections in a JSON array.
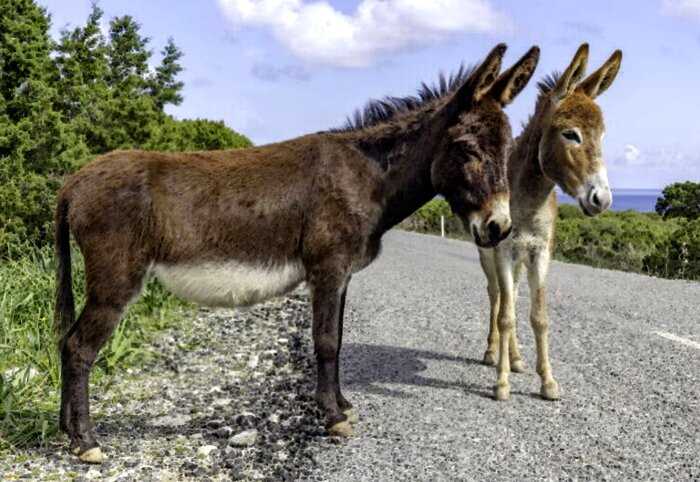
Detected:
[{"left": 309, "top": 230, "right": 699, "bottom": 481}]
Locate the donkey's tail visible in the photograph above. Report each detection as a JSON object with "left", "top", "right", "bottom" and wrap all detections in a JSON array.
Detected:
[{"left": 54, "top": 196, "right": 75, "bottom": 347}]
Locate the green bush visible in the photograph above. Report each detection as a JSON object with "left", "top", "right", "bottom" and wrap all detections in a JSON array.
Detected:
[
  {"left": 399, "top": 198, "right": 465, "bottom": 237},
  {"left": 146, "top": 117, "right": 253, "bottom": 151},
  {"left": 644, "top": 218, "right": 700, "bottom": 280},
  {"left": 555, "top": 209, "right": 678, "bottom": 273},
  {"left": 655, "top": 181, "right": 700, "bottom": 220},
  {"left": 400, "top": 197, "right": 698, "bottom": 280}
]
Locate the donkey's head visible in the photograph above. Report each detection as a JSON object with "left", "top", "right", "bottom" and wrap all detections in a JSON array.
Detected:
[
  {"left": 538, "top": 44, "right": 622, "bottom": 216},
  {"left": 432, "top": 44, "right": 540, "bottom": 247}
]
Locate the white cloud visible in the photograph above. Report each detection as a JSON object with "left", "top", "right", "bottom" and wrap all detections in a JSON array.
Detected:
[
  {"left": 624, "top": 144, "right": 641, "bottom": 163},
  {"left": 662, "top": 0, "right": 700, "bottom": 20},
  {"left": 616, "top": 144, "right": 697, "bottom": 168},
  {"left": 217, "top": 0, "right": 509, "bottom": 67}
]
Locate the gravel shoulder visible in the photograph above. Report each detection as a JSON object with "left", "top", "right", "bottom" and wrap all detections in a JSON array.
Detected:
[{"left": 1, "top": 292, "right": 327, "bottom": 481}]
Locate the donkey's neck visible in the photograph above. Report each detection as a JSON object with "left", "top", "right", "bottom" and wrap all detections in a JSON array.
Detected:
[
  {"left": 510, "top": 104, "right": 556, "bottom": 210},
  {"left": 351, "top": 126, "right": 438, "bottom": 235}
]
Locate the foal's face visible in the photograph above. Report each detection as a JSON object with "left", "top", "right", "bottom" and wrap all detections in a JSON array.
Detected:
[
  {"left": 538, "top": 45, "right": 622, "bottom": 217},
  {"left": 540, "top": 93, "right": 611, "bottom": 216},
  {"left": 440, "top": 100, "right": 512, "bottom": 247}
]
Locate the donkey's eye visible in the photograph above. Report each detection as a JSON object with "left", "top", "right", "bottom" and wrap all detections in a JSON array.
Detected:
[{"left": 562, "top": 129, "right": 582, "bottom": 144}]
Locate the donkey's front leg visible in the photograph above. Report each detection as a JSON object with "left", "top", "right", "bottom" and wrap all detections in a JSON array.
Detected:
[
  {"left": 494, "top": 248, "right": 517, "bottom": 401},
  {"left": 310, "top": 270, "right": 353, "bottom": 436},
  {"left": 508, "top": 261, "right": 527, "bottom": 373},
  {"left": 335, "top": 285, "right": 358, "bottom": 424},
  {"left": 527, "top": 250, "right": 560, "bottom": 400}
]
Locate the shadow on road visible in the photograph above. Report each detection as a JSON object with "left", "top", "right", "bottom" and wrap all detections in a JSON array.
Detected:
[{"left": 340, "top": 342, "right": 495, "bottom": 399}]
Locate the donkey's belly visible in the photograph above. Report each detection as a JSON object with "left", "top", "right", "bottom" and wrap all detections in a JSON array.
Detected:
[{"left": 153, "top": 260, "right": 306, "bottom": 307}]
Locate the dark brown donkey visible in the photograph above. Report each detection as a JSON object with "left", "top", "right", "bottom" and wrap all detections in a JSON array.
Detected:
[{"left": 55, "top": 44, "right": 539, "bottom": 463}]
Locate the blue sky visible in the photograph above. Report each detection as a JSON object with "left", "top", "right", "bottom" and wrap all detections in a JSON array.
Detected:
[{"left": 39, "top": 0, "right": 700, "bottom": 188}]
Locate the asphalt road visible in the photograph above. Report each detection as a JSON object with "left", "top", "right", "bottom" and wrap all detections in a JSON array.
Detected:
[{"left": 309, "top": 230, "right": 700, "bottom": 481}]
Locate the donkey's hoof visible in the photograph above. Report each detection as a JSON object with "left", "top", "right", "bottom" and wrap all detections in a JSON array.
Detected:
[
  {"left": 343, "top": 408, "right": 359, "bottom": 424},
  {"left": 483, "top": 351, "right": 497, "bottom": 366},
  {"left": 78, "top": 447, "right": 105, "bottom": 464},
  {"left": 494, "top": 383, "right": 510, "bottom": 401},
  {"left": 541, "top": 381, "right": 560, "bottom": 400},
  {"left": 328, "top": 420, "right": 353, "bottom": 437},
  {"left": 510, "top": 359, "right": 527, "bottom": 373}
]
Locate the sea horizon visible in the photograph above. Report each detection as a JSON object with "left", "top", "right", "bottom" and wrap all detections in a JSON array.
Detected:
[{"left": 558, "top": 188, "right": 662, "bottom": 212}]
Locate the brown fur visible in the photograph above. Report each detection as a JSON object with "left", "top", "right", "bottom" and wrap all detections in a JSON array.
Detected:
[{"left": 54, "top": 44, "right": 541, "bottom": 458}]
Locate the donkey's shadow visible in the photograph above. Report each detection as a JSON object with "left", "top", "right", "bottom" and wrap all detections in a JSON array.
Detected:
[{"left": 339, "top": 343, "right": 495, "bottom": 399}]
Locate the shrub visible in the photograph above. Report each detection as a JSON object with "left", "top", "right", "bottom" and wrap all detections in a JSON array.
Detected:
[
  {"left": 655, "top": 181, "right": 700, "bottom": 220},
  {"left": 399, "top": 198, "right": 465, "bottom": 236},
  {"left": 644, "top": 218, "right": 700, "bottom": 280},
  {"left": 399, "top": 197, "right": 697, "bottom": 280},
  {"left": 554, "top": 209, "right": 678, "bottom": 273}
]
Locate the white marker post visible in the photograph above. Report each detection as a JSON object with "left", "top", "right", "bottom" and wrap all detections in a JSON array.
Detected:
[{"left": 440, "top": 216, "right": 445, "bottom": 238}]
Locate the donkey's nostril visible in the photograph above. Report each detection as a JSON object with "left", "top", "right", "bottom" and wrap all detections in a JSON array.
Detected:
[
  {"left": 592, "top": 191, "right": 601, "bottom": 207},
  {"left": 487, "top": 220, "right": 501, "bottom": 242}
]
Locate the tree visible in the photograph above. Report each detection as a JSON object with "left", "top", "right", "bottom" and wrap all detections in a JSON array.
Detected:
[
  {"left": 0, "top": 0, "right": 89, "bottom": 250},
  {"left": 106, "top": 15, "right": 150, "bottom": 92},
  {"left": 54, "top": 2, "right": 111, "bottom": 153},
  {"left": 149, "top": 38, "right": 184, "bottom": 110},
  {"left": 0, "top": 0, "right": 252, "bottom": 255},
  {"left": 655, "top": 181, "right": 700, "bottom": 220}
]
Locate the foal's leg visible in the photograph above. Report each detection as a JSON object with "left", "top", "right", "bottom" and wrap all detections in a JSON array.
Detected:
[
  {"left": 494, "top": 246, "right": 517, "bottom": 401},
  {"left": 508, "top": 261, "right": 527, "bottom": 373},
  {"left": 335, "top": 285, "right": 358, "bottom": 423},
  {"left": 478, "top": 249, "right": 500, "bottom": 366},
  {"left": 310, "top": 268, "right": 352, "bottom": 436},
  {"left": 527, "top": 250, "right": 560, "bottom": 400}
]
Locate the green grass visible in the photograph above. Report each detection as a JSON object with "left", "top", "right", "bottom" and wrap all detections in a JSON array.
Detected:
[{"left": 0, "top": 244, "right": 188, "bottom": 450}]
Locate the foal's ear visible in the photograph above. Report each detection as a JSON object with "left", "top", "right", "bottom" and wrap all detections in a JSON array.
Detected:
[
  {"left": 576, "top": 50, "right": 622, "bottom": 99},
  {"left": 553, "top": 43, "right": 589, "bottom": 99},
  {"left": 489, "top": 46, "right": 540, "bottom": 106}
]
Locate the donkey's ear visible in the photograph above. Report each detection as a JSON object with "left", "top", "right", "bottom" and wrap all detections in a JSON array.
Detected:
[
  {"left": 576, "top": 50, "right": 622, "bottom": 99},
  {"left": 489, "top": 46, "right": 540, "bottom": 106},
  {"left": 450, "top": 43, "right": 506, "bottom": 111},
  {"left": 553, "top": 43, "right": 589, "bottom": 99},
  {"left": 470, "top": 43, "right": 507, "bottom": 103}
]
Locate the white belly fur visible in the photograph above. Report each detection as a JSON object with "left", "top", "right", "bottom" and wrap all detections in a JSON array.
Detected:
[{"left": 153, "top": 260, "right": 305, "bottom": 307}]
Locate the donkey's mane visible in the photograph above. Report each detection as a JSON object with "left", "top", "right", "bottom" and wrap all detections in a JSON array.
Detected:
[
  {"left": 537, "top": 71, "right": 561, "bottom": 95},
  {"left": 335, "top": 64, "right": 476, "bottom": 132},
  {"left": 519, "top": 71, "right": 564, "bottom": 131}
]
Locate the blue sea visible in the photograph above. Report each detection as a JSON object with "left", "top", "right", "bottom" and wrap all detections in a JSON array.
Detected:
[{"left": 558, "top": 189, "right": 661, "bottom": 213}]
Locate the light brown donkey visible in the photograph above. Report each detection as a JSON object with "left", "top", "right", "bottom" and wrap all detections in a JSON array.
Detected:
[
  {"left": 474, "top": 44, "right": 622, "bottom": 401},
  {"left": 55, "top": 44, "right": 541, "bottom": 462}
]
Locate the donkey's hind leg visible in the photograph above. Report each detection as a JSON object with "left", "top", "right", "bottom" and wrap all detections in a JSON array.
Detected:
[
  {"left": 60, "top": 258, "right": 146, "bottom": 463},
  {"left": 527, "top": 249, "right": 559, "bottom": 400}
]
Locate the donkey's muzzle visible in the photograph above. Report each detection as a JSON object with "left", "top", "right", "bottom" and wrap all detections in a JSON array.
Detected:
[
  {"left": 577, "top": 168, "right": 612, "bottom": 216},
  {"left": 470, "top": 195, "right": 512, "bottom": 248}
]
